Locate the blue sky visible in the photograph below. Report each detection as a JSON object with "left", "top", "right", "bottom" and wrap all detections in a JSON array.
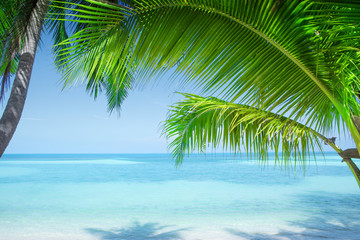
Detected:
[{"left": 1, "top": 34, "right": 356, "bottom": 154}]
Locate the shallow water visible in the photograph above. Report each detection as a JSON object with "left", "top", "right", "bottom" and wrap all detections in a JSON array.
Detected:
[{"left": 0, "top": 153, "right": 359, "bottom": 240}]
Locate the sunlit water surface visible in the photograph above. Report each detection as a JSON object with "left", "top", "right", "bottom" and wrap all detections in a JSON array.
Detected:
[{"left": 0, "top": 153, "right": 359, "bottom": 240}]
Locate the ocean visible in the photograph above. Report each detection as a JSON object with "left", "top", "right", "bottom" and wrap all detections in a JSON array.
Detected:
[{"left": 0, "top": 153, "right": 359, "bottom": 240}]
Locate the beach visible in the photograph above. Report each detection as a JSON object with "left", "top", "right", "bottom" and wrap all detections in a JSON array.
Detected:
[{"left": 0, "top": 153, "right": 359, "bottom": 240}]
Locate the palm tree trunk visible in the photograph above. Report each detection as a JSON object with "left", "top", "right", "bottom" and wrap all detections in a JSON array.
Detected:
[{"left": 0, "top": 0, "right": 50, "bottom": 157}]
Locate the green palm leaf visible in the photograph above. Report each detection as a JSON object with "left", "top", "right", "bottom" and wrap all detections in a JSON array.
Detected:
[
  {"left": 50, "top": 0, "right": 135, "bottom": 111},
  {"left": 46, "top": 0, "right": 71, "bottom": 70},
  {"left": 163, "top": 93, "right": 330, "bottom": 167},
  {"left": 54, "top": 0, "right": 360, "bottom": 135}
]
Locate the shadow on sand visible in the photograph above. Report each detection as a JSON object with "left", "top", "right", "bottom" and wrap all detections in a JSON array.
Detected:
[
  {"left": 228, "top": 217, "right": 360, "bottom": 240},
  {"left": 86, "top": 222, "right": 187, "bottom": 240},
  {"left": 227, "top": 192, "right": 360, "bottom": 240}
]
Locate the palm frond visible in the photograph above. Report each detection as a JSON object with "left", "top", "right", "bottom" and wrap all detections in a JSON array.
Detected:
[
  {"left": 49, "top": 0, "right": 135, "bottom": 111},
  {"left": 53, "top": 0, "right": 360, "bottom": 137},
  {"left": 103, "top": 72, "right": 133, "bottom": 112},
  {"left": 163, "top": 93, "right": 325, "bottom": 167},
  {"left": 46, "top": 0, "right": 71, "bottom": 69}
]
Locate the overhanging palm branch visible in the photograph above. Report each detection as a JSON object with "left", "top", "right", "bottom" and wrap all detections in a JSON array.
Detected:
[
  {"left": 163, "top": 93, "right": 331, "bottom": 166},
  {"left": 54, "top": 0, "right": 360, "bottom": 137},
  {"left": 49, "top": 0, "right": 135, "bottom": 111},
  {"left": 46, "top": 0, "right": 71, "bottom": 69},
  {"left": 163, "top": 93, "right": 360, "bottom": 186}
]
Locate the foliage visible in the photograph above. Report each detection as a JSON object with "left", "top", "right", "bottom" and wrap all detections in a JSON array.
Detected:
[
  {"left": 163, "top": 93, "right": 325, "bottom": 166},
  {"left": 53, "top": 0, "right": 360, "bottom": 165},
  {"left": 49, "top": 0, "right": 134, "bottom": 111}
]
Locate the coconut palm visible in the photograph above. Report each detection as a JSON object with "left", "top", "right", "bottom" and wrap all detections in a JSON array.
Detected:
[
  {"left": 54, "top": 0, "right": 360, "bottom": 186},
  {"left": 0, "top": 0, "right": 128, "bottom": 156},
  {"left": 0, "top": 0, "right": 51, "bottom": 156}
]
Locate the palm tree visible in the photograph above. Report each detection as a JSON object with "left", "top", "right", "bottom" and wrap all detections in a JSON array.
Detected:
[
  {"left": 54, "top": 0, "right": 360, "bottom": 187},
  {"left": 0, "top": 0, "right": 127, "bottom": 156},
  {"left": 0, "top": 0, "right": 51, "bottom": 156}
]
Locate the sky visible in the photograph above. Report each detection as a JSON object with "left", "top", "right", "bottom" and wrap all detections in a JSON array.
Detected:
[{"left": 1, "top": 33, "right": 356, "bottom": 154}]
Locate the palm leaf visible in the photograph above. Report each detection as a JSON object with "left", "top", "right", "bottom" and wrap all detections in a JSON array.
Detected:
[
  {"left": 49, "top": 0, "right": 135, "bottom": 111},
  {"left": 46, "top": 0, "right": 71, "bottom": 69},
  {"left": 54, "top": 0, "right": 360, "bottom": 139},
  {"left": 163, "top": 93, "right": 329, "bottom": 167}
]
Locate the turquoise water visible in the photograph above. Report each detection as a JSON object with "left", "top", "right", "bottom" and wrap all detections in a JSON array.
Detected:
[{"left": 0, "top": 153, "right": 359, "bottom": 240}]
